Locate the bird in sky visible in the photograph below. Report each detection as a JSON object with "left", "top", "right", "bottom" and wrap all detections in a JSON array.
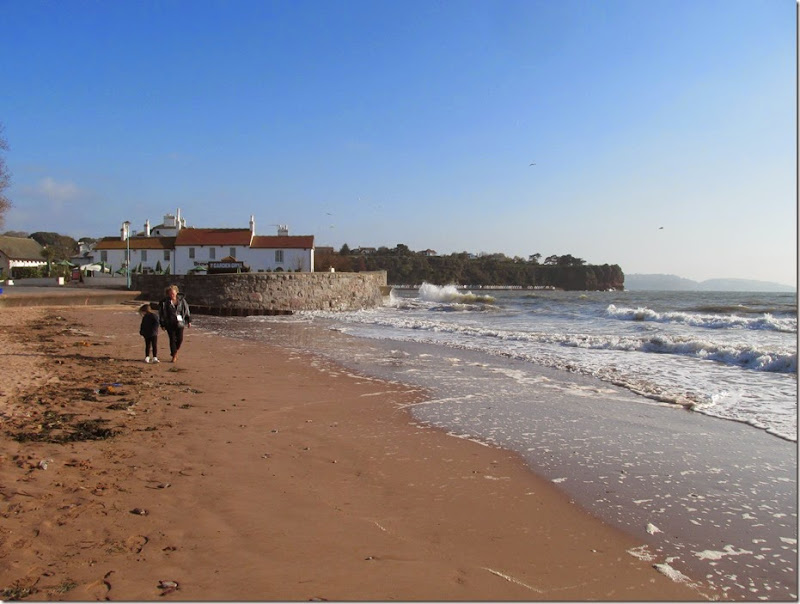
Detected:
[
  {"left": 659, "top": 226, "right": 664, "bottom": 230},
  {"left": 529, "top": 162, "right": 536, "bottom": 166}
]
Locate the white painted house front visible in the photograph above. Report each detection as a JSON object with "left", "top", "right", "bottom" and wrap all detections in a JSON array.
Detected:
[{"left": 92, "top": 211, "right": 315, "bottom": 275}]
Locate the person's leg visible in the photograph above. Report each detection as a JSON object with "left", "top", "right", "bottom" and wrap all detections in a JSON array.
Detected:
[
  {"left": 172, "top": 328, "right": 184, "bottom": 362},
  {"left": 144, "top": 337, "right": 151, "bottom": 361},
  {"left": 152, "top": 334, "right": 159, "bottom": 361},
  {"left": 167, "top": 329, "right": 178, "bottom": 359}
]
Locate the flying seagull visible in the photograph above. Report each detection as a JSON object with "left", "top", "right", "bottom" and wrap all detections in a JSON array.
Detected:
[
  {"left": 659, "top": 226, "right": 664, "bottom": 230},
  {"left": 529, "top": 162, "right": 536, "bottom": 166}
]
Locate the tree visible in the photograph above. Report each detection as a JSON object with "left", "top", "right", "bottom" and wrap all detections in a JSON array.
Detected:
[
  {"left": 339, "top": 243, "right": 351, "bottom": 255},
  {"left": 556, "top": 254, "right": 586, "bottom": 266},
  {"left": 29, "top": 232, "right": 78, "bottom": 261},
  {"left": 528, "top": 253, "right": 541, "bottom": 264},
  {"left": 0, "top": 124, "right": 11, "bottom": 228},
  {"left": 40, "top": 246, "right": 56, "bottom": 277}
]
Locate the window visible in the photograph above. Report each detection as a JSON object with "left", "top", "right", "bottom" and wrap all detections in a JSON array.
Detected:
[
  {"left": 189, "top": 248, "right": 195, "bottom": 259},
  {"left": 209, "top": 247, "right": 216, "bottom": 260},
  {"left": 275, "top": 250, "right": 284, "bottom": 263},
  {"left": 164, "top": 250, "right": 170, "bottom": 261},
  {"left": 229, "top": 247, "right": 236, "bottom": 258},
  {"left": 100, "top": 251, "right": 107, "bottom": 262},
  {"left": 141, "top": 250, "right": 147, "bottom": 262}
]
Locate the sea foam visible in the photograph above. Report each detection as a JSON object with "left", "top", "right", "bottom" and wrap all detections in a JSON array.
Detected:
[
  {"left": 606, "top": 304, "right": 796, "bottom": 333},
  {"left": 418, "top": 282, "right": 496, "bottom": 305}
]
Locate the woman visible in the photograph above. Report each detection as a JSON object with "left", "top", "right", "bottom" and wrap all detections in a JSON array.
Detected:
[{"left": 159, "top": 284, "right": 191, "bottom": 363}]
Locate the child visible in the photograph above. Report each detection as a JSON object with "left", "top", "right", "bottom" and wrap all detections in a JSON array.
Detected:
[{"left": 139, "top": 303, "right": 160, "bottom": 363}]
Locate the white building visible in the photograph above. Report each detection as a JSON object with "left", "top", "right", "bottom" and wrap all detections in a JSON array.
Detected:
[
  {"left": 92, "top": 211, "right": 314, "bottom": 274},
  {"left": 0, "top": 235, "right": 47, "bottom": 279}
]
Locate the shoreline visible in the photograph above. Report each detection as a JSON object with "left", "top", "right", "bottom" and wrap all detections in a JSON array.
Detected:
[
  {"left": 225, "top": 313, "right": 796, "bottom": 600},
  {"left": 1, "top": 304, "right": 713, "bottom": 600}
]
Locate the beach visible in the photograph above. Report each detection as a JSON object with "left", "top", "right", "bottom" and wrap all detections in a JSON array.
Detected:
[{"left": 0, "top": 303, "right": 712, "bottom": 601}]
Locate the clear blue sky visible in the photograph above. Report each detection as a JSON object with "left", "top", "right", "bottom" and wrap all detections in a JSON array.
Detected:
[{"left": 1, "top": 0, "right": 796, "bottom": 285}]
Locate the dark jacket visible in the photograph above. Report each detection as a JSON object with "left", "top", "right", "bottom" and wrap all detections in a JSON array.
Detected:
[
  {"left": 139, "top": 312, "right": 160, "bottom": 338},
  {"left": 159, "top": 294, "right": 191, "bottom": 330}
]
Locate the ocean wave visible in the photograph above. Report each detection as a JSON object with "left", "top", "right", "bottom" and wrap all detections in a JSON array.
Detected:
[
  {"left": 417, "top": 283, "right": 496, "bottom": 305},
  {"left": 314, "top": 311, "right": 797, "bottom": 374},
  {"left": 692, "top": 304, "right": 796, "bottom": 317},
  {"left": 606, "top": 304, "right": 797, "bottom": 333}
]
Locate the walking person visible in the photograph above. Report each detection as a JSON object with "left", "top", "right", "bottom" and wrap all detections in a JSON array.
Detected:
[
  {"left": 159, "top": 284, "right": 191, "bottom": 363},
  {"left": 139, "top": 304, "right": 160, "bottom": 363}
]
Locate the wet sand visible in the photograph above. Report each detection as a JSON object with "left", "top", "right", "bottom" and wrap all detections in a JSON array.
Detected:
[
  {"left": 0, "top": 305, "right": 714, "bottom": 600},
  {"left": 203, "top": 315, "right": 800, "bottom": 600}
]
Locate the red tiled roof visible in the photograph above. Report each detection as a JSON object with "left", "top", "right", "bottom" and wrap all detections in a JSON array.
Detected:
[
  {"left": 175, "top": 228, "right": 252, "bottom": 246},
  {"left": 251, "top": 235, "right": 314, "bottom": 249},
  {"left": 94, "top": 237, "right": 176, "bottom": 250}
]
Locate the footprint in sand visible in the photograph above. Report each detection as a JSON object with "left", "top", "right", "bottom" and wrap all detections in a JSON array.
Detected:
[
  {"left": 82, "top": 570, "right": 114, "bottom": 600},
  {"left": 126, "top": 534, "right": 149, "bottom": 554}
]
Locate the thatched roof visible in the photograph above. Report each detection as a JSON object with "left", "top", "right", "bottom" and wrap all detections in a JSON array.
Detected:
[{"left": 0, "top": 236, "right": 45, "bottom": 260}]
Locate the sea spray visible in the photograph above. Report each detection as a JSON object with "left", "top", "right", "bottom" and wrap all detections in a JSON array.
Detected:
[{"left": 418, "top": 282, "right": 496, "bottom": 305}]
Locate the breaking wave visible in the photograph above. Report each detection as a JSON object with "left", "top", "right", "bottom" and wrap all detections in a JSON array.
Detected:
[
  {"left": 316, "top": 311, "right": 797, "bottom": 374},
  {"left": 387, "top": 283, "right": 496, "bottom": 309},
  {"left": 606, "top": 304, "right": 797, "bottom": 333}
]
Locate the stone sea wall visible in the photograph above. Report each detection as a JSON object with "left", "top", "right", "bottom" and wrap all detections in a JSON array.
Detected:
[{"left": 132, "top": 271, "right": 387, "bottom": 315}]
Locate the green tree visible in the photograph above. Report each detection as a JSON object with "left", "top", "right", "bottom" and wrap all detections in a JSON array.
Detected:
[
  {"left": 29, "top": 232, "right": 78, "bottom": 261},
  {"left": 557, "top": 254, "right": 586, "bottom": 266},
  {"left": 339, "top": 243, "right": 351, "bottom": 255},
  {"left": 40, "top": 246, "right": 56, "bottom": 277}
]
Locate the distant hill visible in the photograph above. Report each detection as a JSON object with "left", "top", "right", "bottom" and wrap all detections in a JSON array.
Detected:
[{"left": 625, "top": 274, "right": 796, "bottom": 292}]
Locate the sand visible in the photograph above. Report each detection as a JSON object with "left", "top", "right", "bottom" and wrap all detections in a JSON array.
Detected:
[{"left": 0, "top": 304, "right": 715, "bottom": 601}]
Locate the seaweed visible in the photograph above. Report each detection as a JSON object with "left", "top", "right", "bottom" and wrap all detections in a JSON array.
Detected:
[
  {"left": 1, "top": 582, "right": 37, "bottom": 600},
  {"left": 9, "top": 414, "right": 117, "bottom": 444}
]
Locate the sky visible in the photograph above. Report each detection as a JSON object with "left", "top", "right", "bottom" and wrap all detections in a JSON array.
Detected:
[{"left": 1, "top": 0, "right": 796, "bottom": 286}]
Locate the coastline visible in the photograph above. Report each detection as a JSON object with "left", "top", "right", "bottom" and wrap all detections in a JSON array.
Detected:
[{"left": 0, "top": 304, "right": 711, "bottom": 600}]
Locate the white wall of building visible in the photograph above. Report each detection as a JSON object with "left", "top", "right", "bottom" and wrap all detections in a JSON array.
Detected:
[
  {"left": 173, "top": 245, "right": 313, "bottom": 274},
  {"left": 95, "top": 248, "right": 175, "bottom": 274}
]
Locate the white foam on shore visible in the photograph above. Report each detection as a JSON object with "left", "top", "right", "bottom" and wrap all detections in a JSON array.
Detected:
[
  {"left": 654, "top": 562, "right": 692, "bottom": 584},
  {"left": 482, "top": 568, "right": 543, "bottom": 593},
  {"left": 627, "top": 545, "right": 656, "bottom": 561},
  {"left": 694, "top": 544, "right": 754, "bottom": 561},
  {"left": 646, "top": 522, "right": 662, "bottom": 534}
]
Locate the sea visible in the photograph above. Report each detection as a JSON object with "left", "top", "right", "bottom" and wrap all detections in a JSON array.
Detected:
[{"left": 199, "top": 285, "right": 798, "bottom": 600}]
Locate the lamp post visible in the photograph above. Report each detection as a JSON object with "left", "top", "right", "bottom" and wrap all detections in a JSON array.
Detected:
[{"left": 123, "top": 221, "right": 131, "bottom": 290}]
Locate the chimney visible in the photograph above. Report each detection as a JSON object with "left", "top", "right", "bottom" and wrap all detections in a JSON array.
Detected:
[
  {"left": 144, "top": 219, "right": 151, "bottom": 237},
  {"left": 277, "top": 224, "right": 288, "bottom": 236},
  {"left": 120, "top": 222, "right": 129, "bottom": 241},
  {"left": 250, "top": 215, "right": 255, "bottom": 236}
]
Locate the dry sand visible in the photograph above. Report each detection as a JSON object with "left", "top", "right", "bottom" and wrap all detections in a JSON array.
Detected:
[{"left": 0, "top": 304, "right": 714, "bottom": 601}]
